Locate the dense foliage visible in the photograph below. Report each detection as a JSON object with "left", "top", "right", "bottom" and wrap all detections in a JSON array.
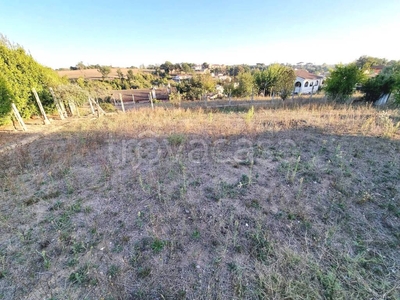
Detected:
[
  {"left": 0, "top": 35, "right": 64, "bottom": 124},
  {"left": 362, "top": 75, "right": 395, "bottom": 102},
  {"left": 0, "top": 75, "right": 14, "bottom": 124},
  {"left": 359, "top": 61, "right": 400, "bottom": 104},
  {"left": 53, "top": 84, "right": 90, "bottom": 107},
  {"left": 253, "top": 64, "right": 296, "bottom": 100},
  {"left": 234, "top": 72, "right": 255, "bottom": 98},
  {"left": 324, "top": 63, "right": 366, "bottom": 102},
  {"left": 97, "top": 65, "right": 111, "bottom": 80},
  {"left": 176, "top": 74, "right": 216, "bottom": 100}
]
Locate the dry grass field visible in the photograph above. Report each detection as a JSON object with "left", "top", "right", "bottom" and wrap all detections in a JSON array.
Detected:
[
  {"left": 57, "top": 68, "right": 148, "bottom": 80},
  {"left": 0, "top": 100, "right": 399, "bottom": 299}
]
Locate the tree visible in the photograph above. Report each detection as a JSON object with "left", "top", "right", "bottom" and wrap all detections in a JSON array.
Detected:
[
  {"left": 177, "top": 74, "right": 216, "bottom": 100},
  {"left": 127, "top": 69, "right": 135, "bottom": 81},
  {"left": 324, "top": 63, "right": 366, "bottom": 102},
  {"left": 202, "top": 62, "right": 209, "bottom": 70},
  {"left": 97, "top": 65, "right": 111, "bottom": 81},
  {"left": 116, "top": 68, "right": 124, "bottom": 82},
  {"left": 227, "top": 65, "right": 250, "bottom": 77},
  {"left": 361, "top": 75, "right": 395, "bottom": 102},
  {"left": 355, "top": 56, "right": 387, "bottom": 71},
  {"left": 277, "top": 66, "right": 296, "bottom": 100},
  {"left": 181, "top": 63, "right": 192, "bottom": 74},
  {"left": 361, "top": 61, "right": 400, "bottom": 104},
  {"left": 174, "top": 63, "right": 182, "bottom": 73},
  {"left": 76, "top": 61, "right": 85, "bottom": 70},
  {"left": 254, "top": 64, "right": 295, "bottom": 100},
  {"left": 234, "top": 71, "right": 255, "bottom": 98},
  {"left": 160, "top": 61, "right": 174, "bottom": 74}
]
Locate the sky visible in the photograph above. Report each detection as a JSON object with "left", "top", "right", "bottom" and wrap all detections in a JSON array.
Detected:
[{"left": 1, "top": 0, "right": 399, "bottom": 69}]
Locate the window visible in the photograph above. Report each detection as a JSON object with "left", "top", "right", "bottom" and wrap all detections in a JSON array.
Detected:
[
  {"left": 315, "top": 80, "right": 319, "bottom": 86},
  {"left": 304, "top": 81, "right": 309, "bottom": 87},
  {"left": 295, "top": 81, "right": 301, "bottom": 87},
  {"left": 310, "top": 82, "right": 313, "bottom": 86}
]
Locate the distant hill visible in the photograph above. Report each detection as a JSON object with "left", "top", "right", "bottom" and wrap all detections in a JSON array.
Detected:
[{"left": 57, "top": 68, "right": 152, "bottom": 80}]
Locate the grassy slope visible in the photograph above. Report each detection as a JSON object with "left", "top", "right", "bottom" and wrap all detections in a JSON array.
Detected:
[
  {"left": 56, "top": 68, "right": 145, "bottom": 80},
  {"left": 0, "top": 103, "right": 399, "bottom": 299}
]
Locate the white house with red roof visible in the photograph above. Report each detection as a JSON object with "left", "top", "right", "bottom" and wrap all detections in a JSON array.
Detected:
[{"left": 294, "top": 70, "right": 325, "bottom": 94}]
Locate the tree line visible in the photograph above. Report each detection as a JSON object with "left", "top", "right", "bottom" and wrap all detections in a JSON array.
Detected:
[
  {"left": 324, "top": 56, "right": 400, "bottom": 103},
  {"left": 1, "top": 32, "right": 399, "bottom": 126}
]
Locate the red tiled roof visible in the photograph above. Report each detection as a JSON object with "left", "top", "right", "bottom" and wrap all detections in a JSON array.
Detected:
[{"left": 295, "top": 69, "right": 319, "bottom": 80}]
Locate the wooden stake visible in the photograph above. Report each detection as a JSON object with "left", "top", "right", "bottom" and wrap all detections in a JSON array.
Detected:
[
  {"left": 32, "top": 88, "right": 50, "bottom": 124},
  {"left": 132, "top": 94, "right": 135, "bottom": 103},
  {"left": 149, "top": 92, "right": 154, "bottom": 110},
  {"left": 57, "top": 97, "right": 68, "bottom": 119},
  {"left": 88, "top": 97, "right": 95, "bottom": 115},
  {"left": 92, "top": 98, "right": 105, "bottom": 117},
  {"left": 119, "top": 93, "right": 125, "bottom": 112},
  {"left": 11, "top": 103, "right": 27, "bottom": 131},
  {"left": 49, "top": 88, "right": 65, "bottom": 120},
  {"left": 68, "top": 100, "right": 75, "bottom": 116}
]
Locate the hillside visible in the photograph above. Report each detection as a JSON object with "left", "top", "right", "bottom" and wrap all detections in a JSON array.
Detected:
[{"left": 57, "top": 68, "right": 151, "bottom": 80}]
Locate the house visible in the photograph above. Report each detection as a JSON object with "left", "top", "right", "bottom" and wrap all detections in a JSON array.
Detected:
[
  {"left": 172, "top": 75, "right": 192, "bottom": 82},
  {"left": 294, "top": 69, "right": 325, "bottom": 94}
]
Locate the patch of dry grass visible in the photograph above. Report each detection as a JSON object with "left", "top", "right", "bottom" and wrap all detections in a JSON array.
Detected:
[{"left": 0, "top": 102, "right": 399, "bottom": 299}]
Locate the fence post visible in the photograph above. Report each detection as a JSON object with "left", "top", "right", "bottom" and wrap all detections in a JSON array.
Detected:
[
  {"left": 11, "top": 103, "right": 27, "bottom": 131},
  {"left": 49, "top": 87, "right": 65, "bottom": 120},
  {"left": 32, "top": 88, "right": 50, "bottom": 124},
  {"left": 68, "top": 100, "right": 79, "bottom": 116},
  {"left": 92, "top": 98, "right": 105, "bottom": 117},
  {"left": 119, "top": 93, "right": 125, "bottom": 112},
  {"left": 149, "top": 92, "right": 154, "bottom": 110},
  {"left": 88, "top": 97, "right": 95, "bottom": 115},
  {"left": 132, "top": 94, "right": 135, "bottom": 104}
]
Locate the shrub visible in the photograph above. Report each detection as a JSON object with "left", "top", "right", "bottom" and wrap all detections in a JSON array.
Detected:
[
  {"left": 0, "top": 34, "right": 64, "bottom": 123},
  {"left": 0, "top": 75, "right": 13, "bottom": 125},
  {"left": 361, "top": 75, "right": 395, "bottom": 102},
  {"left": 324, "top": 63, "right": 366, "bottom": 102}
]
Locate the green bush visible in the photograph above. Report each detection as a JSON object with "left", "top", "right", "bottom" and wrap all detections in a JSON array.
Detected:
[
  {"left": 53, "top": 84, "right": 89, "bottom": 107},
  {"left": 0, "top": 75, "right": 13, "bottom": 125},
  {"left": 176, "top": 74, "right": 216, "bottom": 100},
  {"left": 324, "top": 63, "right": 366, "bottom": 102},
  {"left": 0, "top": 34, "right": 64, "bottom": 123},
  {"left": 361, "top": 75, "right": 395, "bottom": 102}
]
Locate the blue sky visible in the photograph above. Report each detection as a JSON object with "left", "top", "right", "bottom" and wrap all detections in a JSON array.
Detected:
[{"left": 1, "top": 0, "right": 399, "bottom": 69}]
